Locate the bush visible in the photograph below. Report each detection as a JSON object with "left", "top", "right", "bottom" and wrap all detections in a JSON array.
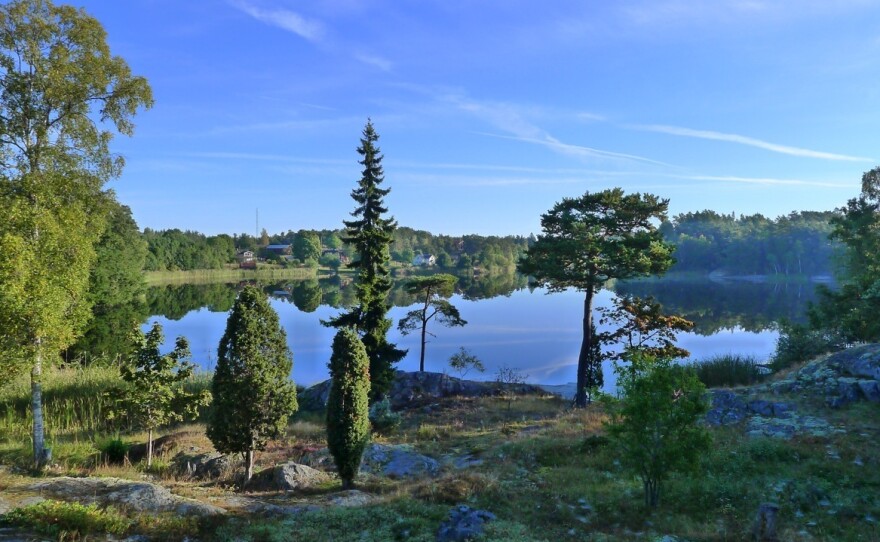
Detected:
[
  {"left": 604, "top": 355, "right": 711, "bottom": 508},
  {"left": 368, "top": 397, "right": 401, "bottom": 434},
  {"left": 688, "top": 354, "right": 767, "bottom": 388},
  {"left": 1, "top": 500, "right": 131, "bottom": 539},
  {"left": 98, "top": 437, "right": 129, "bottom": 465},
  {"left": 771, "top": 323, "right": 846, "bottom": 370}
]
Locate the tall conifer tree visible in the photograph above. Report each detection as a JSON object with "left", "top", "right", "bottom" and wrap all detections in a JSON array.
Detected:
[
  {"left": 208, "top": 286, "right": 298, "bottom": 482},
  {"left": 326, "top": 120, "right": 405, "bottom": 401}
]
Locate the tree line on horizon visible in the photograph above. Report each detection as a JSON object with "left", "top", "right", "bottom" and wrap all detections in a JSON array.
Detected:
[{"left": 135, "top": 210, "right": 842, "bottom": 277}]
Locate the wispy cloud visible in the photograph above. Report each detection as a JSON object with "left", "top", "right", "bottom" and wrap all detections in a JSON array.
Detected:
[
  {"left": 229, "top": 0, "right": 324, "bottom": 42},
  {"left": 633, "top": 124, "right": 873, "bottom": 162},
  {"left": 481, "top": 132, "right": 672, "bottom": 167},
  {"left": 667, "top": 173, "right": 854, "bottom": 188},
  {"left": 441, "top": 93, "right": 668, "bottom": 167},
  {"left": 354, "top": 52, "right": 393, "bottom": 72}
]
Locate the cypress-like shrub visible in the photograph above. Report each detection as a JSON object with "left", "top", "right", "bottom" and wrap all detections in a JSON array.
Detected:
[{"left": 326, "top": 328, "right": 371, "bottom": 489}]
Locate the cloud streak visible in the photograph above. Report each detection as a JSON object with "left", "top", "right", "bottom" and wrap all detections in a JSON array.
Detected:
[
  {"left": 443, "top": 93, "right": 669, "bottom": 167},
  {"left": 634, "top": 124, "right": 873, "bottom": 162},
  {"left": 230, "top": 1, "right": 324, "bottom": 42}
]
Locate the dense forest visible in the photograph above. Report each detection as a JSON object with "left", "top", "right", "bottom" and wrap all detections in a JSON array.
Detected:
[
  {"left": 661, "top": 210, "right": 839, "bottom": 276},
  {"left": 140, "top": 210, "right": 841, "bottom": 277}
]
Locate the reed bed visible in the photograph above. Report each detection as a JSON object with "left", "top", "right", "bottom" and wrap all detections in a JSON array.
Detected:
[{"left": 686, "top": 353, "right": 768, "bottom": 388}]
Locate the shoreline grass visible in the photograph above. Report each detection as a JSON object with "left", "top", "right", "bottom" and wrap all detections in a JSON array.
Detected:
[
  {"left": 144, "top": 266, "right": 316, "bottom": 285},
  {"left": 688, "top": 353, "right": 768, "bottom": 388}
]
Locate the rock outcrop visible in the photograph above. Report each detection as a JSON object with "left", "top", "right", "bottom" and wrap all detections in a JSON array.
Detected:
[
  {"left": 28, "top": 477, "right": 225, "bottom": 516},
  {"left": 302, "top": 443, "right": 440, "bottom": 480},
  {"left": 769, "top": 344, "right": 880, "bottom": 407},
  {"left": 248, "top": 462, "right": 329, "bottom": 491},
  {"left": 299, "top": 370, "right": 543, "bottom": 411}
]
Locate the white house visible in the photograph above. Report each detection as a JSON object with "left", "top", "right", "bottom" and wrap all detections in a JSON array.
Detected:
[{"left": 412, "top": 253, "right": 436, "bottom": 266}]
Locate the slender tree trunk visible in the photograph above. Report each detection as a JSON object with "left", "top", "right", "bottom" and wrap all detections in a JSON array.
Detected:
[
  {"left": 341, "top": 477, "right": 352, "bottom": 490},
  {"left": 575, "top": 290, "right": 595, "bottom": 408},
  {"left": 245, "top": 449, "right": 254, "bottom": 482},
  {"left": 32, "top": 338, "right": 45, "bottom": 468},
  {"left": 147, "top": 428, "right": 153, "bottom": 467},
  {"left": 419, "top": 292, "right": 429, "bottom": 372}
]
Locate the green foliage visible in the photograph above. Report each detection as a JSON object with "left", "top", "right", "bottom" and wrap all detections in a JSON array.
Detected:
[
  {"left": 771, "top": 323, "right": 846, "bottom": 370},
  {"left": 97, "top": 436, "right": 129, "bottom": 464},
  {"left": 109, "top": 322, "right": 209, "bottom": 465},
  {"left": 398, "top": 274, "right": 466, "bottom": 372},
  {"left": 1, "top": 500, "right": 131, "bottom": 538},
  {"left": 687, "top": 354, "right": 767, "bottom": 388},
  {"left": 804, "top": 168, "right": 880, "bottom": 343},
  {"left": 368, "top": 396, "right": 401, "bottom": 434},
  {"left": 598, "top": 295, "right": 694, "bottom": 363},
  {"left": 326, "top": 328, "right": 371, "bottom": 489},
  {"left": 604, "top": 355, "right": 711, "bottom": 508},
  {"left": 291, "top": 279, "right": 322, "bottom": 313},
  {"left": 662, "top": 210, "right": 839, "bottom": 276},
  {"left": 0, "top": 0, "right": 152, "bottom": 466},
  {"left": 325, "top": 120, "right": 405, "bottom": 401},
  {"left": 448, "top": 347, "right": 485, "bottom": 379},
  {"left": 208, "top": 285, "right": 298, "bottom": 480},
  {"left": 143, "top": 229, "right": 237, "bottom": 271},
  {"left": 518, "top": 188, "right": 674, "bottom": 407},
  {"left": 293, "top": 230, "right": 322, "bottom": 264},
  {"left": 88, "top": 201, "right": 148, "bottom": 308}
]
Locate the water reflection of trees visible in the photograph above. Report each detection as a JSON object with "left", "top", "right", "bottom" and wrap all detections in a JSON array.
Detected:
[{"left": 612, "top": 279, "right": 820, "bottom": 334}]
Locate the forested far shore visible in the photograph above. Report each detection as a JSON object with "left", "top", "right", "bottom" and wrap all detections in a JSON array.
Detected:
[{"left": 138, "top": 209, "right": 841, "bottom": 277}]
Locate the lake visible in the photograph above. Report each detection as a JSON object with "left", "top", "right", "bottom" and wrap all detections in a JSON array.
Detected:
[{"left": 137, "top": 274, "right": 823, "bottom": 393}]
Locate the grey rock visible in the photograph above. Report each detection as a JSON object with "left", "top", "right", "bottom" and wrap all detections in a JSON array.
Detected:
[
  {"left": 436, "top": 505, "right": 497, "bottom": 542},
  {"left": 857, "top": 380, "right": 880, "bottom": 402},
  {"left": 324, "top": 490, "right": 375, "bottom": 507},
  {"left": 360, "top": 443, "right": 440, "bottom": 479},
  {"left": 28, "top": 477, "right": 225, "bottom": 516},
  {"left": 174, "top": 452, "right": 234, "bottom": 480},
  {"left": 0, "top": 496, "right": 10, "bottom": 515},
  {"left": 249, "top": 462, "right": 329, "bottom": 491}
]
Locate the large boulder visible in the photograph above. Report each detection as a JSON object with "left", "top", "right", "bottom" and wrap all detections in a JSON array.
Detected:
[
  {"left": 173, "top": 452, "right": 235, "bottom": 480},
  {"left": 28, "top": 477, "right": 225, "bottom": 516},
  {"left": 249, "top": 462, "right": 329, "bottom": 491},
  {"left": 771, "top": 344, "right": 880, "bottom": 407},
  {"left": 299, "top": 371, "right": 544, "bottom": 411}
]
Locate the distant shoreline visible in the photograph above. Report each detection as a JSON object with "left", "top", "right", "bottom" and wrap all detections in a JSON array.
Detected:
[{"left": 144, "top": 267, "right": 317, "bottom": 285}]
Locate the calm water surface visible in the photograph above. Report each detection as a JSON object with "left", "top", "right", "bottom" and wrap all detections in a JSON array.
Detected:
[{"left": 142, "top": 276, "right": 819, "bottom": 392}]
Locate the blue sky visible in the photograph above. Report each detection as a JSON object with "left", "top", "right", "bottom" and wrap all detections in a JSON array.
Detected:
[{"left": 84, "top": 0, "right": 880, "bottom": 236}]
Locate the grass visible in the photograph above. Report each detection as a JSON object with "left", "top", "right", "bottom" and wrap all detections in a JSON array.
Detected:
[
  {"left": 144, "top": 265, "right": 316, "bottom": 285},
  {"left": 688, "top": 353, "right": 769, "bottom": 388},
  {"left": 1, "top": 364, "right": 878, "bottom": 541},
  {"left": 0, "top": 364, "right": 212, "bottom": 468}
]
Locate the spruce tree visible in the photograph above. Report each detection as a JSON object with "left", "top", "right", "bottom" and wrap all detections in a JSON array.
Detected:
[
  {"left": 326, "top": 327, "right": 371, "bottom": 490},
  {"left": 207, "top": 285, "right": 298, "bottom": 483},
  {"left": 325, "top": 120, "right": 405, "bottom": 401}
]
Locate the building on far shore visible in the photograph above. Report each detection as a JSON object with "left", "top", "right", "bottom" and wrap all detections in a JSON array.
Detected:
[
  {"left": 266, "top": 244, "right": 292, "bottom": 256},
  {"left": 413, "top": 253, "right": 436, "bottom": 266}
]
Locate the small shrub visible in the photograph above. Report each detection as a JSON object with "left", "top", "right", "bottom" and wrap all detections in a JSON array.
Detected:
[
  {"left": 448, "top": 347, "right": 485, "bottom": 379},
  {"left": 1, "top": 500, "right": 131, "bottom": 539},
  {"left": 98, "top": 437, "right": 129, "bottom": 465},
  {"left": 771, "top": 324, "right": 846, "bottom": 370},
  {"left": 369, "top": 397, "right": 401, "bottom": 434}
]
